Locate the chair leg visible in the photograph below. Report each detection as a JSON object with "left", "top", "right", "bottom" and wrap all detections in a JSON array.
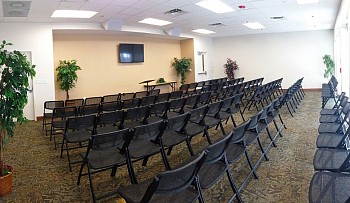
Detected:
[
  {"left": 186, "top": 137, "right": 195, "bottom": 156},
  {"left": 167, "top": 146, "right": 174, "bottom": 156},
  {"left": 265, "top": 127, "right": 277, "bottom": 147},
  {"left": 77, "top": 161, "right": 85, "bottom": 185},
  {"left": 87, "top": 165, "right": 97, "bottom": 203},
  {"left": 125, "top": 151, "right": 138, "bottom": 184},
  {"left": 203, "top": 129, "right": 212, "bottom": 145},
  {"left": 244, "top": 150, "right": 258, "bottom": 179},
  {"left": 142, "top": 156, "right": 149, "bottom": 166},
  {"left": 160, "top": 147, "right": 171, "bottom": 170},
  {"left": 66, "top": 142, "right": 73, "bottom": 172},
  {"left": 226, "top": 169, "right": 243, "bottom": 203},
  {"left": 256, "top": 136, "right": 269, "bottom": 161}
]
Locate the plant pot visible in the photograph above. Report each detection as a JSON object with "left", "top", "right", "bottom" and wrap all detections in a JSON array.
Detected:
[{"left": 0, "top": 165, "right": 14, "bottom": 197}]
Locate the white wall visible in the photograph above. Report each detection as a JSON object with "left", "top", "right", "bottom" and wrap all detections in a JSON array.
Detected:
[
  {"left": 213, "top": 30, "right": 334, "bottom": 88},
  {"left": 193, "top": 36, "right": 213, "bottom": 82}
]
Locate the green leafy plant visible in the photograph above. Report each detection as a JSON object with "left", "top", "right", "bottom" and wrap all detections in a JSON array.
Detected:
[
  {"left": 0, "top": 40, "right": 36, "bottom": 177},
  {"left": 223, "top": 58, "right": 239, "bottom": 80},
  {"left": 56, "top": 60, "right": 81, "bottom": 100},
  {"left": 171, "top": 57, "right": 192, "bottom": 84},
  {"left": 156, "top": 78, "right": 166, "bottom": 84},
  {"left": 323, "top": 54, "right": 335, "bottom": 79}
]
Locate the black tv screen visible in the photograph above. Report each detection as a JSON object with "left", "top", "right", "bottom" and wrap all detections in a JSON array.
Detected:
[{"left": 119, "top": 43, "right": 144, "bottom": 63}]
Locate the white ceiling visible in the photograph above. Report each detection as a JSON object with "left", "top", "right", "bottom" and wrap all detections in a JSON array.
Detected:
[{"left": 0, "top": 0, "right": 342, "bottom": 37}]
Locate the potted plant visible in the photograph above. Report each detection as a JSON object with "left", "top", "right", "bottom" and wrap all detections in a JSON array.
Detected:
[
  {"left": 56, "top": 60, "right": 81, "bottom": 100},
  {"left": 323, "top": 54, "right": 335, "bottom": 79},
  {"left": 0, "top": 40, "right": 36, "bottom": 196},
  {"left": 171, "top": 57, "right": 192, "bottom": 84},
  {"left": 223, "top": 58, "right": 239, "bottom": 80}
]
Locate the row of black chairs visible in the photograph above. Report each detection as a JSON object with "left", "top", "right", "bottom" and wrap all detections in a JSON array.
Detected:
[
  {"left": 76, "top": 94, "right": 287, "bottom": 203},
  {"left": 309, "top": 91, "right": 350, "bottom": 202},
  {"left": 277, "top": 77, "right": 305, "bottom": 117},
  {"left": 321, "top": 75, "right": 338, "bottom": 108}
]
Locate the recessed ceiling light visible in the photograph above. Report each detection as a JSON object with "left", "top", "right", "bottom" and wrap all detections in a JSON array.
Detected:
[
  {"left": 139, "top": 18, "right": 172, "bottom": 26},
  {"left": 51, "top": 10, "right": 97, "bottom": 18},
  {"left": 243, "top": 21, "right": 265, "bottom": 29},
  {"left": 192, "top": 29, "right": 215, "bottom": 34},
  {"left": 297, "top": 0, "right": 319, "bottom": 4},
  {"left": 196, "top": 0, "right": 234, "bottom": 14}
]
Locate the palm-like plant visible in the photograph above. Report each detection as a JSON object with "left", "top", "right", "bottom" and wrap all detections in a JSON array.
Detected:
[
  {"left": 323, "top": 54, "right": 335, "bottom": 79},
  {"left": 172, "top": 57, "right": 192, "bottom": 84},
  {"left": 56, "top": 60, "right": 81, "bottom": 100}
]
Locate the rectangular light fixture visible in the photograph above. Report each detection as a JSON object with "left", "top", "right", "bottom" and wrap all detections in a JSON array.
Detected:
[
  {"left": 297, "top": 0, "right": 319, "bottom": 4},
  {"left": 192, "top": 29, "right": 215, "bottom": 34},
  {"left": 51, "top": 10, "right": 97, "bottom": 18},
  {"left": 139, "top": 18, "right": 172, "bottom": 26},
  {"left": 196, "top": 0, "right": 234, "bottom": 14},
  {"left": 243, "top": 21, "right": 265, "bottom": 29}
]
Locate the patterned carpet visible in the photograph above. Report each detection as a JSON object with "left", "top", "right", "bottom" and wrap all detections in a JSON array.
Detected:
[{"left": 1, "top": 91, "right": 321, "bottom": 203}]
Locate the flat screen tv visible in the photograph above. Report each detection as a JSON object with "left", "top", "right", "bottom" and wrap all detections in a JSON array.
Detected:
[{"left": 119, "top": 43, "right": 144, "bottom": 63}]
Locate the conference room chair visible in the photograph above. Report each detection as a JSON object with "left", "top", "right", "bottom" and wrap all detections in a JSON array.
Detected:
[
  {"left": 198, "top": 133, "right": 243, "bottom": 203},
  {"left": 117, "top": 151, "right": 207, "bottom": 203},
  {"left": 102, "top": 93, "right": 120, "bottom": 103},
  {"left": 120, "top": 92, "right": 135, "bottom": 101},
  {"left": 320, "top": 92, "right": 346, "bottom": 115},
  {"left": 78, "top": 104, "right": 101, "bottom": 116},
  {"left": 100, "top": 101, "right": 123, "bottom": 112},
  {"left": 169, "top": 90, "right": 183, "bottom": 100},
  {"left": 179, "top": 83, "right": 190, "bottom": 95},
  {"left": 84, "top": 96, "right": 102, "bottom": 105},
  {"left": 257, "top": 104, "right": 277, "bottom": 148},
  {"left": 122, "top": 98, "right": 140, "bottom": 109},
  {"left": 147, "top": 102, "right": 169, "bottom": 124},
  {"left": 183, "top": 94, "right": 200, "bottom": 113},
  {"left": 139, "top": 95, "right": 157, "bottom": 107},
  {"left": 313, "top": 146, "right": 350, "bottom": 173},
  {"left": 65, "top": 98, "right": 84, "bottom": 107},
  {"left": 316, "top": 126, "right": 350, "bottom": 150},
  {"left": 60, "top": 114, "right": 96, "bottom": 171},
  {"left": 167, "top": 97, "right": 186, "bottom": 119},
  {"left": 228, "top": 93, "right": 245, "bottom": 127},
  {"left": 125, "top": 121, "right": 171, "bottom": 184},
  {"left": 43, "top": 100, "right": 64, "bottom": 135},
  {"left": 148, "top": 89, "right": 160, "bottom": 96},
  {"left": 77, "top": 129, "right": 132, "bottom": 203},
  {"left": 203, "top": 100, "right": 225, "bottom": 136},
  {"left": 134, "top": 90, "right": 148, "bottom": 99},
  {"left": 96, "top": 110, "right": 124, "bottom": 134},
  {"left": 318, "top": 109, "right": 350, "bottom": 134},
  {"left": 319, "top": 101, "right": 350, "bottom": 123},
  {"left": 157, "top": 92, "right": 170, "bottom": 103},
  {"left": 123, "top": 106, "right": 149, "bottom": 129},
  {"left": 196, "top": 91, "right": 211, "bottom": 107}
]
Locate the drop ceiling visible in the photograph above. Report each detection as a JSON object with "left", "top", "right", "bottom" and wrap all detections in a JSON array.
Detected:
[{"left": 0, "top": 0, "right": 342, "bottom": 37}]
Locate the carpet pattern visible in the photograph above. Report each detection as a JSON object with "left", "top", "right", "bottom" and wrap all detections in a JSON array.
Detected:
[{"left": 1, "top": 91, "right": 321, "bottom": 202}]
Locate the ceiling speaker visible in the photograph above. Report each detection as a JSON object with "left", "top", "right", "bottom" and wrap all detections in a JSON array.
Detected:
[
  {"left": 164, "top": 27, "right": 182, "bottom": 37},
  {"left": 101, "top": 19, "right": 123, "bottom": 31}
]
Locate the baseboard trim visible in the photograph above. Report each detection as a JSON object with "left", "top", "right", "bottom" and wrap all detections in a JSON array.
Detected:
[{"left": 37, "top": 116, "right": 44, "bottom": 121}]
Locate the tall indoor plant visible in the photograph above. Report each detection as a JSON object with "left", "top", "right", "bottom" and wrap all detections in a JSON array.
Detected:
[
  {"left": 323, "top": 54, "right": 335, "bottom": 79},
  {"left": 223, "top": 58, "right": 239, "bottom": 80},
  {"left": 172, "top": 57, "right": 192, "bottom": 84},
  {"left": 56, "top": 60, "right": 81, "bottom": 100},
  {"left": 0, "top": 40, "right": 36, "bottom": 196}
]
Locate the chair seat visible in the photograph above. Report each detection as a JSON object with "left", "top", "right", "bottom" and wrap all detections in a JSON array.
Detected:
[
  {"left": 320, "top": 109, "right": 338, "bottom": 115},
  {"left": 162, "top": 131, "right": 187, "bottom": 147},
  {"left": 316, "top": 133, "right": 347, "bottom": 149},
  {"left": 86, "top": 148, "right": 126, "bottom": 169},
  {"left": 43, "top": 112, "right": 54, "bottom": 118},
  {"left": 318, "top": 123, "right": 342, "bottom": 134},
  {"left": 204, "top": 117, "right": 220, "bottom": 128},
  {"left": 52, "top": 120, "right": 66, "bottom": 128},
  {"left": 319, "top": 115, "right": 339, "bottom": 123},
  {"left": 118, "top": 178, "right": 200, "bottom": 203},
  {"left": 244, "top": 131, "right": 259, "bottom": 145},
  {"left": 185, "top": 123, "right": 206, "bottom": 137},
  {"left": 167, "top": 111, "right": 182, "bottom": 119},
  {"left": 147, "top": 116, "right": 164, "bottom": 124},
  {"left": 95, "top": 126, "right": 120, "bottom": 134},
  {"left": 226, "top": 143, "right": 245, "bottom": 163},
  {"left": 198, "top": 162, "right": 227, "bottom": 189},
  {"left": 123, "top": 120, "right": 144, "bottom": 129},
  {"left": 219, "top": 111, "right": 231, "bottom": 120},
  {"left": 65, "top": 130, "right": 91, "bottom": 143},
  {"left": 309, "top": 172, "right": 350, "bottom": 203},
  {"left": 128, "top": 140, "right": 160, "bottom": 159},
  {"left": 313, "top": 148, "right": 350, "bottom": 172}
]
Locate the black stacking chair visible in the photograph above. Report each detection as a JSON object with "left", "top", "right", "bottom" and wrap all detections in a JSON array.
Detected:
[
  {"left": 229, "top": 93, "right": 245, "bottom": 126},
  {"left": 96, "top": 110, "right": 124, "bottom": 134},
  {"left": 100, "top": 101, "right": 123, "bottom": 112},
  {"left": 320, "top": 92, "right": 346, "bottom": 115},
  {"left": 258, "top": 104, "right": 277, "bottom": 148},
  {"left": 319, "top": 102, "right": 350, "bottom": 123},
  {"left": 147, "top": 102, "right": 169, "bottom": 124},
  {"left": 122, "top": 98, "right": 140, "bottom": 109},
  {"left": 123, "top": 106, "right": 149, "bottom": 129},
  {"left": 43, "top": 100, "right": 64, "bottom": 134},
  {"left": 77, "top": 129, "right": 132, "bottom": 203},
  {"left": 84, "top": 96, "right": 102, "bottom": 105},
  {"left": 318, "top": 110, "right": 350, "bottom": 134},
  {"left": 184, "top": 105, "right": 211, "bottom": 155},
  {"left": 196, "top": 91, "right": 211, "bottom": 107},
  {"left": 117, "top": 151, "right": 207, "bottom": 203},
  {"left": 198, "top": 133, "right": 243, "bottom": 203},
  {"left": 161, "top": 113, "right": 192, "bottom": 157},
  {"left": 169, "top": 90, "right": 183, "bottom": 100},
  {"left": 125, "top": 121, "right": 171, "bottom": 184},
  {"left": 120, "top": 92, "right": 135, "bottom": 101},
  {"left": 60, "top": 115, "right": 96, "bottom": 171},
  {"left": 102, "top": 94, "right": 120, "bottom": 103},
  {"left": 309, "top": 171, "right": 350, "bottom": 203},
  {"left": 148, "top": 89, "right": 160, "bottom": 96},
  {"left": 186, "top": 82, "right": 198, "bottom": 95},
  {"left": 316, "top": 126, "right": 350, "bottom": 149},
  {"left": 65, "top": 98, "right": 84, "bottom": 107},
  {"left": 269, "top": 98, "right": 287, "bottom": 131},
  {"left": 218, "top": 95, "right": 235, "bottom": 126},
  {"left": 50, "top": 106, "right": 78, "bottom": 149},
  {"left": 183, "top": 94, "right": 200, "bottom": 113},
  {"left": 134, "top": 91, "right": 148, "bottom": 99},
  {"left": 203, "top": 100, "right": 225, "bottom": 136},
  {"left": 180, "top": 84, "right": 190, "bottom": 95},
  {"left": 313, "top": 147, "right": 350, "bottom": 173},
  {"left": 139, "top": 95, "right": 157, "bottom": 107},
  {"left": 265, "top": 100, "right": 285, "bottom": 138},
  {"left": 167, "top": 97, "right": 186, "bottom": 119},
  {"left": 78, "top": 104, "right": 101, "bottom": 116},
  {"left": 226, "top": 119, "right": 259, "bottom": 189},
  {"left": 157, "top": 92, "right": 170, "bottom": 102}
]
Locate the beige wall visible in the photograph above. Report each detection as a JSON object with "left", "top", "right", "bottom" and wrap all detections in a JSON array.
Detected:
[
  {"left": 53, "top": 34, "right": 182, "bottom": 100},
  {"left": 180, "top": 39, "right": 195, "bottom": 84}
]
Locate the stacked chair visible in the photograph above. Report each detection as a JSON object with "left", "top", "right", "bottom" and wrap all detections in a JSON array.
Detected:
[
  {"left": 42, "top": 76, "right": 301, "bottom": 202},
  {"left": 309, "top": 91, "right": 350, "bottom": 202}
]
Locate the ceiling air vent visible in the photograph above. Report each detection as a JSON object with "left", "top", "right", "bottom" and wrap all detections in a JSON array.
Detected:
[
  {"left": 2, "top": 1, "right": 31, "bottom": 17},
  {"left": 270, "top": 16, "right": 285, "bottom": 20},
  {"left": 209, "top": 22, "right": 225, "bottom": 27},
  {"left": 164, "top": 9, "right": 189, "bottom": 16}
]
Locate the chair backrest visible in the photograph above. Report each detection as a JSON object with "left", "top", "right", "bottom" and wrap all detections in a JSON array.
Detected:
[
  {"left": 122, "top": 98, "right": 140, "bottom": 109},
  {"left": 168, "top": 97, "right": 186, "bottom": 112},
  {"left": 124, "top": 105, "right": 149, "bottom": 121},
  {"left": 157, "top": 93, "right": 170, "bottom": 102},
  {"left": 78, "top": 104, "right": 101, "bottom": 116},
  {"left": 135, "top": 91, "right": 148, "bottom": 99},
  {"left": 165, "top": 113, "right": 190, "bottom": 132},
  {"left": 140, "top": 95, "right": 157, "bottom": 106},
  {"left": 188, "top": 82, "right": 197, "bottom": 90},
  {"left": 44, "top": 100, "right": 64, "bottom": 110},
  {"left": 149, "top": 102, "right": 169, "bottom": 118},
  {"left": 206, "top": 100, "right": 223, "bottom": 117},
  {"left": 140, "top": 151, "right": 207, "bottom": 202},
  {"left": 184, "top": 94, "right": 200, "bottom": 109},
  {"left": 53, "top": 106, "right": 77, "bottom": 119},
  {"left": 169, "top": 90, "right": 183, "bottom": 100},
  {"left": 132, "top": 120, "right": 165, "bottom": 141},
  {"left": 97, "top": 110, "right": 124, "bottom": 126},
  {"left": 65, "top": 99, "right": 84, "bottom": 107},
  {"left": 148, "top": 89, "right": 160, "bottom": 96},
  {"left": 221, "top": 96, "right": 234, "bottom": 110},
  {"left": 84, "top": 97, "right": 103, "bottom": 105},
  {"left": 66, "top": 114, "right": 96, "bottom": 131},
  {"left": 179, "top": 84, "right": 190, "bottom": 93},
  {"left": 230, "top": 118, "right": 251, "bottom": 142},
  {"left": 198, "top": 91, "right": 211, "bottom": 105},
  {"left": 120, "top": 92, "right": 135, "bottom": 101},
  {"left": 101, "top": 101, "right": 123, "bottom": 112},
  {"left": 103, "top": 94, "right": 120, "bottom": 103},
  {"left": 189, "top": 105, "right": 208, "bottom": 123},
  {"left": 204, "top": 132, "right": 233, "bottom": 163}
]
